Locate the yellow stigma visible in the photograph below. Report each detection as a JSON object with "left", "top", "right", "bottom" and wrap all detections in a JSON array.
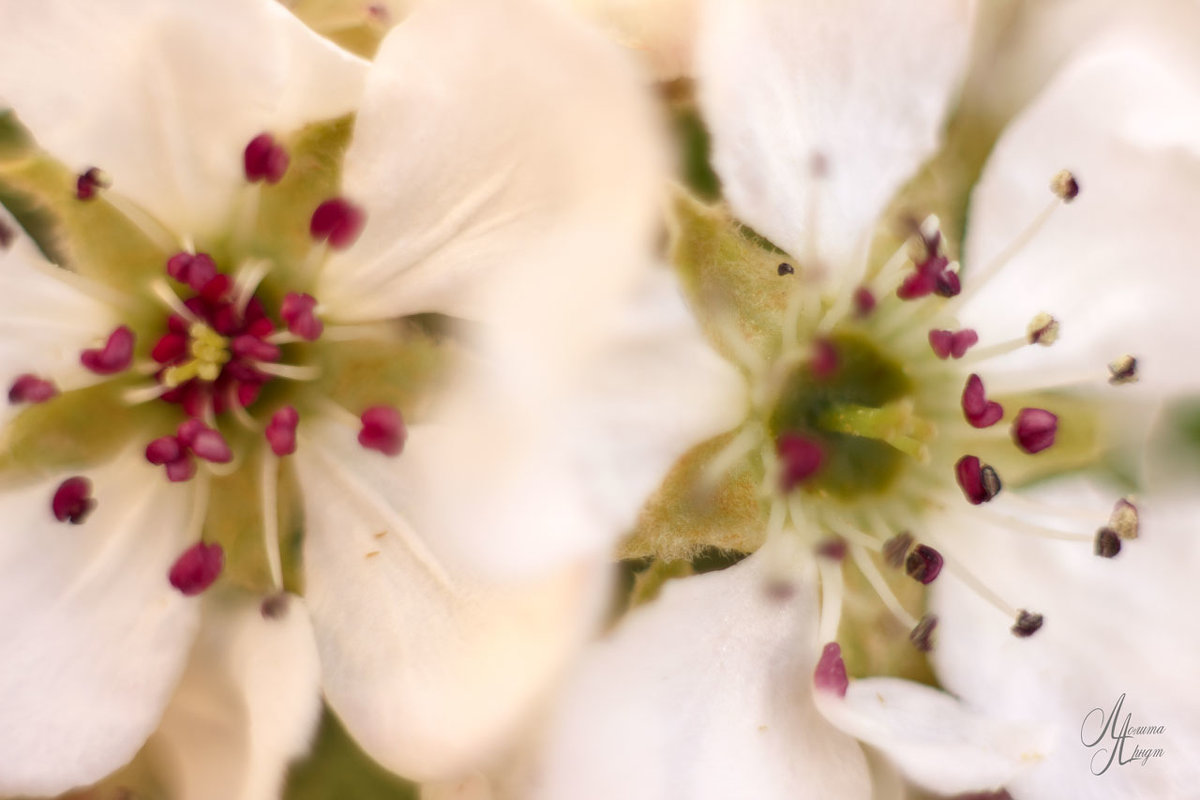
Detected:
[
  {"left": 817, "top": 398, "right": 935, "bottom": 462},
  {"left": 162, "top": 322, "right": 230, "bottom": 387}
]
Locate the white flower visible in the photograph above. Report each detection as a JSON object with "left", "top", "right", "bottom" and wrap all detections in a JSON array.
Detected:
[
  {"left": 519, "top": 0, "right": 1200, "bottom": 797},
  {"left": 0, "top": 0, "right": 711, "bottom": 794}
]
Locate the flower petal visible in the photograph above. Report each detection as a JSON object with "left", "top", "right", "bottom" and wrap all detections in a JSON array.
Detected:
[
  {"left": 0, "top": 450, "right": 198, "bottom": 797},
  {"left": 0, "top": 0, "right": 367, "bottom": 237},
  {"left": 931, "top": 478, "right": 1200, "bottom": 799},
  {"left": 318, "top": 0, "right": 662, "bottom": 358},
  {"left": 295, "top": 419, "right": 609, "bottom": 781},
  {"left": 145, "top": 595, "right": 322, "bottom": 800},
  {"left": 529, "top": 549, "right": 871, "bottom": 800},
  {"left": 962, "top": 42, "right": 1200, "bottom": 395},
  {"left": 695, "top": 0, "right": 975, "bottom": 270},
  {"left": 815, "top": 677, "right": 1053, "bottom": 795}
]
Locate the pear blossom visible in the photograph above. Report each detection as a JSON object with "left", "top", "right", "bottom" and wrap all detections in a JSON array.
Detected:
[
  {"left": 523, "top": 1, "right": 1200, "bottom": 797},
  {"left": 0, "top": 0, "right": 723, "bottom": 794}
]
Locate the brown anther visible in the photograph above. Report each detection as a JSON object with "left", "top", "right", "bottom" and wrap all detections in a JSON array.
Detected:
[
  {"left": 1050, "top": 169, "right": 1080, "bottom": 202},
  {"left": 1094, "top": 527, "right": 1122, "bottom": 559},
  {"left": 777, "top": 262, "right": 795, "bottom": 276},
  {"left": 0, "top": 218, "right": 13, "bottom": 249},
  {"left": 1109, "top": 498, "right": 1139, "bottom": 540},
  {"left": 905, "top": 544, "right": 944, "bottom": 584},
  {"left": 981, "top": 464, "right": 1002, "bottom": 498},
  {"left": 260, "top": 593, "right": 291, "bottom": 619},
  {"left": 909, "top": 614, "right": 938, "bottom": 652},
  {"left": 882, "top": 531, "right": 914, "bottom": 568},
  {"left": 1026, "top": 312, "right": 1060, "bottom": 345},
  {"left": 1011, "top": 610, "right": 1044, "bottom": 638},
  {"left": 1107, "top": 355, "right": 1138, "bottom": 385}
]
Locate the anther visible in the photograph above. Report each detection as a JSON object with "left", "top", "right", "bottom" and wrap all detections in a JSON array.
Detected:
[
  {"left": 961, "top": 373, "right": 1004, "bottom": 428},
  {"left": 1012, "top": 407, "right": 1058, "bottom": 454},
  {"left": 955, "top": 455, "right": 1001, "bottom": 505},
  {"left": 80, "top": 326, "right": 135, "bottom": 375},
  {"left": 310, "top": 198, "right": 366, "bottom": 250},
  {"left": 145, "top": 436, "right": 183, "bottom": 465},
  {"left": 52, "top": 477, "right": 96, "bottom": 524},
  {"left": 261, "top": 593, "right": 291, "bottom": 620},
  {"left": 168, "top": 541, "right": 224, "bottom": 596},
  {"left": 243, "top": 133, "right": 290, "bottom": 184},
  {"left": 853, "top": 287, "right": 876, "bottom": 317},
  {"left": 8, "top": 374, "right": 58, "bottom": 404},
  {"left": 230, "top": 335, "right": 280, "bottom": 362},
  {"left": 1026, "top": 313, "right": 1059, "bottom": 345},
  {"left": 1107, "top": 355, "right": 1138, "bottom": 385},
  {"left": 265, "top": 406, "right": 299, "bottom": 457},
  {"left": 1094, "top": 527, "right": 1122, "bottom": 558},
  {"left": 882, "top": 531, "right": 913, "bottom": 568},
  {"left": 776, "top": 433, "right": 824, "bottom": 492},
  {"left": 813, "top": 642, "right": 849, "bottom": 697},
  {"left": 358, "top": 405, "right": 406, "bottom": 456},
  {"left": 1011, "top": 610, "right": 1044, "bottom": 638},
  {"left": 280, "top": 292, "right": 323, "bottom": 341},
  {"left": 190, "top": 427, "right": 233, "bottom": 463},
  {"left": 166, "top": 252, "right": 218, "bottom": 293},
  {"left": 905, "top": 544, "right": 944, "bottom": 584},
  {"left": 75, "top": 167, "right": 110, "bottom": 201},
  {"left": 909, "top": 614, "right": 938, "bottom": 652},
  {"left": 928, "top": 328, "right": 978, "bottom": 360},
  {"left": 816, "top": 539, "right": 847, "bottom": 561},
  {"left": 810, "top": 339, "right": 838, "bottom": 379},
  {"left": 777, "top": 262, "right": 795, "bottom": 276},
  {"left": 0, "top": 218, "right": 13, "bottom": 249},
  {"left": 1109, "top": 498, "right": 1139, "bottom": 539},
  {"left": 1050, "top": 169, "right": 1080, "bottom": 202}
]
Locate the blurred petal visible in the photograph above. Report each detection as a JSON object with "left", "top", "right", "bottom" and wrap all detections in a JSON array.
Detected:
[
  {"left": 0, "top": 0, "right": 367, "bottom": 237},
  {"left": 696, "top": 0, "right": 974, "bottom": 269},
  {"left": 962, "top": 43, "right": 1200, "bottom": 396},
  {"left": 0, "top": 450, "right": 198, "bottom": 797},
  {"left": 530, "top": 549, "right": 871, "bottom": 800},
  {"left": 932, "top": 478, "right": 1200, "bottom": 799},
  {"left": 815, "top": 677, "right": 1053, "bottom": 795},
  {"left": 318, "top": 0, "right": 663, "bottom": 370},
  {"left": 147, "top": 595, "right": 322, "bottom": 800},
  {"left": 568, "top": 0, "right": 700, "bottom": 80},
  {"left": 296, "top": 418, "right": 608, "bottom": 781}
]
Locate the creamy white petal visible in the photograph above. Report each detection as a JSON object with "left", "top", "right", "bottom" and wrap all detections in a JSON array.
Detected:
[
  {"left": 931, "top": 478, "right": 1200, "bottom": 799},
  {"left": 815, "top": 677, "right": 1053, "bottom": 795},
  {"left": 391, "top": 266, "right": 744, "bottom": 578},
  {"left": 146, "top": 595, "right": 322, "bottom": 800},
  {"left": 295, "top": 418, "right": 609, "bottom": 781},
  {"left": 318, "top": 0, "right": 663, "bottom": 364},
  {"left": 0, "top": 221, "right": 119, "bottom": 425},
  {"left": 695, "top": 0, "right": 975, "bottom": 270},
  {"left": 0, "top": 0, "right": 367, "bottom": 238},
  {"left": 0, "top": 450, "right": 199, "bottom": 797},
  {"left": 530, "top": 549, "right": 871, "bottom": 800},
  {"left": 962, "top": 43, "right": 1200, "bottom": 396},
  {"left": 567, "top": 0, "right": 700, "bottom": 80}
]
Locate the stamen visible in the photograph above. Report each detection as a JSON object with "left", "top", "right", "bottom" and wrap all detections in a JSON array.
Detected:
[
  {"left": 230, "top": 335, "right": 280, "bottom": 362},
  {"left": 776, "top": 433, "right": 824, "bottom": 491},
  {"left": 1107, "top": 354, "right": 1138, "bottom": 385},
  {"left": 265, "top": 406, "right": 299, "bottom": 457},
  {"left": 151, "top": 279, "right": 201, "bottom": 323},
  {"left": 1050, "top": 169, "right": 1080, "bottom": 202},
  {"left": 260, "top": 454, "right": 284, "bottom": 590},
  {"left": 166, "top": 252, "right": 218, "bottom": 293},
  {"left": 961, "top": 374, "right": 1004, "bottom": 428},
  {"left": 1012, "top": 407, "right": 1058, "bottom": 454},
  {"left": 0, "top": 217, "right": 13, "bottom": 249},
  {"left": 1011, "top": 610, "right": 1044, "bottom": 638},
  {"left": 905, "top": 544, "right": 944, "bottom": 584},
  {"left": 1026, "top": 313, "right": 1059, "bottom": 345},
  {"left": 909, "top": 614, "right": 938, "bottom": 652},
  {"left": 813, "top": 642, "right": 849, "bottom": 697},
  {"left": 252, "top": 361, "right": 321, "bottom": 381},
  {"left": 75, "top": 167, "right": 110, "bottom": 201},
  {"left": 853, "top": 287, "right": 876, "bottom": 317},
  {"left": 928, "top": 328, "right": 978, "bottom": 360},
  {"left": 168, "top": 541, "right": 224, "bottom": 596},
  {"left": 52, "top": 477, "right": 96, "bottom": 524},
  {"left": 816, "top": 555, "right": 844, "bottom": 647},
  {"left": 189, "top": 426, "right": 233, "bottom": 464},
  {"left": 955, "top": 455, "right": 1001, "bottom": 504},
  {"left": 80, "top": 326, "right": 135, "bottom": 375},
  {"left": 358, "top": 405, "right": 407, "bottom": 456},
  {"left": 701, "top": 423, "right": 763, "bottom": 489},
  {"left": 810, "top": 339, "right": 838, "bottom": 379},
  {"left": 122, "top": 383, "right": 172, "bottom": 405},
  {"left": 1094, "top": 527, "right": 1122, "bottom": 558},
  {"left": 817, "top": 539, "right": 847, "bottom": 560},
  {"left": 8, "top": 374, "right": 58, "bottom": 404},
  {"left": 280, "top": 292, "right": 324, "bottom": 341},
  {"left": 850, "top": 545, "right": 918, "bottom": 629},
  {"left": 310, "top": 198, "right": 366, "bottom": 250},
  {"left": 243, "top": 133, "right": 290, "bottom": 184},
  {"left": 1109, "top": 498, "right": 1139, "bottom": 539},
  {"left": 777, "top": 262, "right": 795, "bottom": 276},
  {"left": 882, "top": 531, "right": 913, "bottom": 567}
]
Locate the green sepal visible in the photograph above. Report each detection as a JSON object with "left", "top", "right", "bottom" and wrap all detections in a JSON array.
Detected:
[
  {"left": 619, "top": 427, "right": 766, "bottom": 562},
  {"left": 669, "top": 190, "right": 793, "bottom": 363},
  {"left": 0, "top": 113, "right": 170, "bottom": 291},
  {"left": 285, "top": 708, "right": 419, "bottom": 800}
]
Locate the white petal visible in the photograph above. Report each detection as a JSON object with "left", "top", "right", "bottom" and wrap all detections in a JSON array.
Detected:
[
  {"left": 0, "top": 450, "right": 199, "bottom": 797},
  {"left": 0, "top": 222, "right": 119, "bottom": 425},
  {"left": 815, "top": 677, "right": 1054, "bottom": 795},
  {"left": 567, "top": 0, "right": 700, "bottom": 80},
  {"left": 931, "top": 479, "right": 1200, "bottom": 799},
  {"left": 530, "top": 549, "right": 871, "bottom": 800},
  {"left": 0, "top": 0, "right": 367, "bottom": 238},
  {"left": 962, "top": 43, "right": 1200, "bottom": 396},
  {"left": 318, "top": 0, "right": 663, "bottom": 357},
  {"left": 695, "top": 0, "right": 975, "bottom": 269},
  {"left": 295, "top": 419, "right": 609, "bottom": 781},
  {"left": 392, "top": 266, "right": 745, "bottom": 578},
  {"left": 146, "top": 595, "right": 322, "bottom": 800}
]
